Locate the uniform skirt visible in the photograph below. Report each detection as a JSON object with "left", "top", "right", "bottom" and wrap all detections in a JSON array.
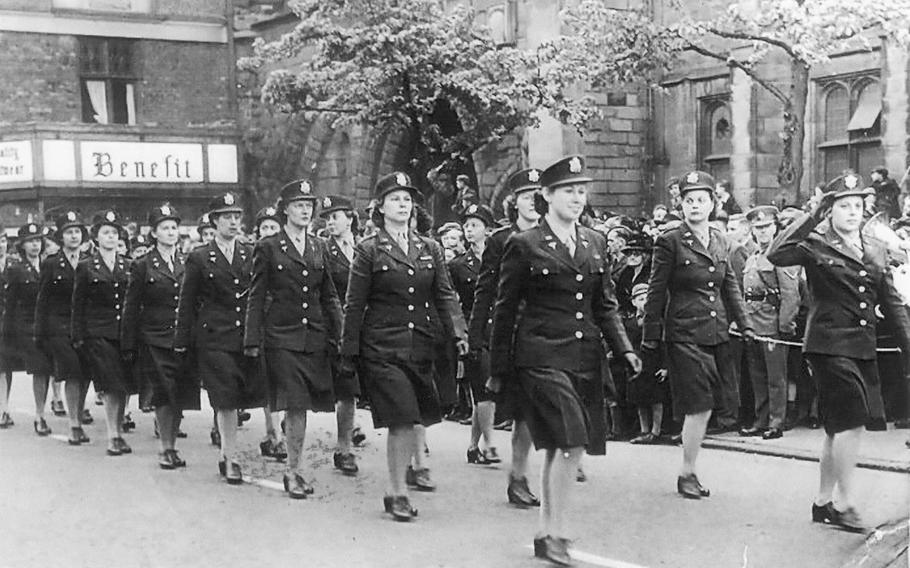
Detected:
[
  {"left": 80, "top": 337, "right": 135, "bottom": 395},
  {"left": 464, "top": 349, "right": 493, "bottom": 403},
  {"left": 517, "top": 366, "right": 606, "bottom": 456},
  {"left": 359, "top": 357, "right": 441, "bottom": 429},
  {"left": 266, "top": 348, "right": 334, "bottom": 412},
  {"left": 135, "top": 344, "right": 200, "bottom": 412},
  {"left": 666, "top": 341, "right": 734, "bottom": 420},
  {"left": 14, "top": 335, "right": 52, "bottom": 376},
  {"left": 43, "top": 336, "right": 85, "bottom": 383},
  {"left": 329, "top": 351, "right": 361, "bottom": 401},
  {"left": 197, "top": 349, "right": 264, "bottom": 411},
  {"left": 805, "top": 354, "right": 882, "bottom": 435},
  {"left": 627, "top": 352, "right": 670, "bottom": 407}
]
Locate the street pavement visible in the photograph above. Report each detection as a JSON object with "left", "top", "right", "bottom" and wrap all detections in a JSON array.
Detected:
[{"left": 1, "top": 376, "right": 908, "bottom": 568}]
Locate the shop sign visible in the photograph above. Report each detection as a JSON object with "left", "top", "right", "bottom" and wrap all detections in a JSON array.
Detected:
[
  {"left": 0, "top": 141, "right": 33, "bottom": 183},
  {"left": 81, "top": 141, "right": 204, "bottom": 183}
]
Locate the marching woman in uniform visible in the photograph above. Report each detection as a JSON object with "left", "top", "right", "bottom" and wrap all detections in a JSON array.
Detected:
[
  {"left": 252, "top": 205, "right": 287, "bottom": 462},
  {"left": 244, "top": 180, "right": 343, "bottom": 499},
  {"left": 341, "top": 172, "right": 467, "bottom": 521},
  {"left": 642, "top": 171, "right": 754, "bottom": 499},
  {"left": 449, "top": 203, "right": 500, "bottom": 465},
  {"left": 472, "top": 168, "right": 543, "bottom": 507},
  {"left": 4, "top": 222, "right": 54, "bottom": 436},
  {"left": 320, "top": 194, "right": 363, "bottom": 474},
  {"left": 767, "top": 174, "right": 910, "bottom": 531},
  {"left": 176, "top": 193, "right": 262, "bottom": 485},
  {"left": 490, "top": 156, "right": 640, "bottom": 565},
  {"left": 0, "top": 229, "right": 12, "bottom": 429},
  {"left": 35, "top": 211, "right": 91, "bottom": 445},
  {"left": 72, "top": 210, "right": 134, "bottom": 455},
  {"left": 122, "top": 204, "right": 198, "bottom": 469}
]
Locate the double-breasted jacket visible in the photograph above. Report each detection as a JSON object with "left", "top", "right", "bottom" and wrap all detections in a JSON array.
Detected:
[{"left": 121, "top": 247, "right": 186, "bottom": 351}]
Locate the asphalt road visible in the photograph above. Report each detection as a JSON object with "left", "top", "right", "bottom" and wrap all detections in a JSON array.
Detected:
[{"left": 1, "top": 381, "right": 907, "bottom": 568}]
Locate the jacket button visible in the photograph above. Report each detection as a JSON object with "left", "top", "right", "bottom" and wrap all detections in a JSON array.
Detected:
[
  {"left": 859, "top": 270, "right": 868, "bottom": 277},
  {"left": 708, "top": 266, "right": 716, "bottom": 272},
  {"left": 408, "top": 287, "right": 414, "bottom": 293},
  {"left": 302, "top": 270, "right": 308, "bottom": 276},
  {"left": 115, "top": 304, "right": 120, "bottom": 310},
  {"left": 859, "top": 286, "right": 866, "bottom": 293},
  {"left": 235, "top": 292, "right": 241, "bottom": 298},
  {"left": 114, "top": 283, "right": 119, "bottom": 287},
  {"left": 302, "top": 303, "right": 308, "bottom": 309},
  {"left": 574, "top": 331, "right": 583, "bottom": 339},
  {"left": 302, "top": 286, "right": 309, "bottom": 292},
  {"left": 235, "top": 307, "right": 241, "bottom": 312},
  {"left": 115, "top": 315, "right": 120, "bottom": 320},
  {"left": 408, "top": 269, "right": 415, "bottom": 276},
  {"left": 302, "top": 318, "right": 308, "bottom": 325},
  {"left": 860, "top": 319, "right": 867, "bottom": 326},
  {"left": 233, "top": 278, "right": 239, "bottom": 284},
  {"left": 576, "top": 274, "right": 583, "bottom": 282},
  {"left": 235, "top": 320, "right": 241, "bottom": 327},
  {"left": 708, "top": 282, "right": 715, "bottom": 288},
  {"left": 114, "top": 294, "right": 120, "bottom": 299},
  {"left": 860, "top": 302, "right": 867, "bottom": 309},
  {"left": 382, "top": 265, "right": 388, "bottom": 271},
  {"left": 575, "top": 292, "right": 583, "bottom": 300},
  {"left": 575, "top": 312, "right": 583, "bottom": 320},
  {"left": 710, "top": 311, "right": 717, "bottom": 317},
  {"left": 685, "top": 260, "right": 690, "bottom": 265},
  {"left": 173, "top": 296, "right": 178, "bottom": 301},
  {"left": 708, "top": 295, "right": 715, "bottom": 302},
  {"left": 408, "top": 322, "right": 414, "bottom": 329},
  {"left": 173, "top": 282, "right": 179, "bottom": 287},
  {"left": 408, "top": 305, "right": 414, "bottom": 311},
  {"left": 542, "top": 268, "right": 549, "bottom": 275}
]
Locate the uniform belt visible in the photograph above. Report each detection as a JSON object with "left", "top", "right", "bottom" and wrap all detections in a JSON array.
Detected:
[{"left": 744, "top": 292, "right": 774, "bottom": 301}]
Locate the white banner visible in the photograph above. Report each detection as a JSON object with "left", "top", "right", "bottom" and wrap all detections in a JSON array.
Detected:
[
  {"left": 81, "top": 141, "right": 204, "bottom": 183},
  {"left": 0, "top": 141, "right": 33, "bottom": 183}
]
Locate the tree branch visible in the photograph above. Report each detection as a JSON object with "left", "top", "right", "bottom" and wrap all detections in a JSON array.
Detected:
[
  {"left": 685, "top": 42, "right": 790, "bottom": 105},
  {"left": 706, "top": 27, "right": 798, "bottom": 59}
]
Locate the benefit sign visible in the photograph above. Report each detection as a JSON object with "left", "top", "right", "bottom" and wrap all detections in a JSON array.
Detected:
[{"left": 81, "top": 142, "right": 204, "bottom": 183}]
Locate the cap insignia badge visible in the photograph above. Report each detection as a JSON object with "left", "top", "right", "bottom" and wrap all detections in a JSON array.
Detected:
[
  {"left": 467, "top": 205, "right": 477, "bottom": 214},
  {"left": 224, "top": 194, "right": 235, "bottom": 205},
  {"left": 202, "top": 214, "right": 210, "bottom": 223},
  {"left": 28, "top": 224, "right": 36, "bottom": 232},
  {"left": 686, "top": 172, "right": 700, "bottom": 185},
  {"left": 67, "top": 212, "right": 76, "bottom": 222},
  {"left": 844, "top": 174, "right": 858, "bottom": 190},
  {"left": 161, "top": 205, "right": 171, "bottom": 216},
  {"left": 300, "top": 181, "right": 311, "bottom": 194},
  {"left": 396, "top": 172, "right": 409, "bottom": 186},
  {"left": 106, "top": 211, "right": 116, "bottom": 222},
  {"left": 568, "top": 157, "right": 582, "bottom": 174},
  {"left": 266, "top": 207, "right": 276, "bottom": 216},
  {"left": 528, "top": 170, "right": 540, "bottom": 183},
  {"left": 323, "top": 197, "right": 332, "bottom": 208}
]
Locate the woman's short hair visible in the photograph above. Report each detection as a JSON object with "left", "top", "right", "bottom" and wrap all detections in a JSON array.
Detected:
[{"left": 370, "top": 193, "right": 417, "bottom": 229}]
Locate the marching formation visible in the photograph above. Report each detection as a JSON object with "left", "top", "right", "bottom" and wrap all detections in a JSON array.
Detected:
[{"left": 0, "top": 155, "right": 908, "bottom": 567}]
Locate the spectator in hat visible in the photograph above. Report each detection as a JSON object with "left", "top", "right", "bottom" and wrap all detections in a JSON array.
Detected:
[
  {"left": 628, "top": 282, "right": 669, "bottom": 444},
  {"left": 340, "top": 171, "right": 467, "bottom": 521},
  {"left": 489, "top": 155, "right": 640, "bottom": 565},
  {"left": 3, "top": 223, "right": 54, "bottom": 436},
  {"left": 870, "top": 166, "right": 902, "bottom": 220},
  {"left": 767, "top": 173, "right": 910, "bottom": 531},
  {"left": 176, "top": 193, "right": 263, "bottom": 485},
  {"left": 72, "top": 210, "right": 135, "bottom": 456},
  {"left": 715, "top": 179, "right": 742, "bottom": 216},
  {"left": 451, "top": 174, "right": 479, "bottom": 218},
  {"left": 642, "top": 170, "right": 754, "bottom": 499},
  {"left": 129, "top": 233, "right": 151, "bottom": 260},
  {"left": 35, "top": 211, "right": 92, "bottom": 444},
  {"left": 195, "top": 213, "right": 215, "bottom": 248}
]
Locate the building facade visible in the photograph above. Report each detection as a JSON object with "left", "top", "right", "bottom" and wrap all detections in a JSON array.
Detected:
[{"left": 0, "top": 0, "right": 240, "bottom": 229}]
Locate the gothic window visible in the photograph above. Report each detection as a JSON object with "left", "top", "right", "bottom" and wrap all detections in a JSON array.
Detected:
[
  {"left": 699, "top": 97, "right": 732, "bottom": 182},
  {"left": 817, "top": 74, "right": 882, "bottom": 183}
]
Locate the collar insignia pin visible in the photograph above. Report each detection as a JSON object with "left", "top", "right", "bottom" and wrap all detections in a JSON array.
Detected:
[{"left": 548, "top": 241, "right": 557, "bottom": 249}]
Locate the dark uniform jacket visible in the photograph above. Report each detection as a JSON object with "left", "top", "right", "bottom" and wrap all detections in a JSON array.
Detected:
[
  {"left": 341, "top": 229, "right": 461, "bottom": 362},
  {"left": 742, "top": 246, "right": 800, "bottom": 337},
  {"left": 766, "top": 213, "right": 910, "bottom": 359},
  {"left": 468, "top": 224, "right": 517, "bottom": 350},
  {"left": 642, "top": 223, "right": 751, "bottom": 345},
  {"left": 244, "top": 229, "right": 342, "bottom": 352},
  {"left": 71, "top": 252, "right": 129, "bottom": 343},
  {"left": 325, "top": 237, "right": 353, "bottom": 304},
  {"left": 448, "top": 246, "right": 482, "bottom": 320},
  {"left": 35, "top": 252, "right": 85, "bottom": 340},
  {"left": 490, "top": 220, "right": 633, "bottom": 378},
  {"left": 121, "top": 247, "right": 186, "bottom": 351},
  {"left": 175, "top": 240, "right": 252, "bottom": 353},
  {"left": 2, "top": 258, "right": 40, "bottom": 341}
]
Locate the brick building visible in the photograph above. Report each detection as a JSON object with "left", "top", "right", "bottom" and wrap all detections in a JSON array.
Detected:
[{"left": 0, "top": 0, "right": 240, "bottom": 229}]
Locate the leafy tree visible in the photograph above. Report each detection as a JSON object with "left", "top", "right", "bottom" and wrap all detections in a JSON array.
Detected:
[{"left": 559, "top": 0, "right": 910, "bottom": 201}]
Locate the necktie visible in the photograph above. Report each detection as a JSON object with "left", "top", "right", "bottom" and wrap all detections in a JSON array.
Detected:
[
  {"left": 221, "top": 243, "right": 233, "bottom": 264},
  {"left": 164, "top": 254, "right": 174, "bottom": 272},
  {"left": 564, "top": 234, "right": 576, "bottom": 257},
  {"left": 396, "top": 232, "right": 409, "bottom": 255}
]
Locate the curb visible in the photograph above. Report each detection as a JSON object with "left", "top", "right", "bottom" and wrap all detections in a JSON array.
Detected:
[{"left": 703, "top": 437, "right": 910, "bottom": 474}]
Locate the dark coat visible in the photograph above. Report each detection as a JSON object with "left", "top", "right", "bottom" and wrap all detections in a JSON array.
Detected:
[
  {"left": 872, "top": 177, "right": 902, "bottom": 219},
  {"left": 175, "top": 240, "right": 252, "bottom": 353},
  {"left": 121, "top": 247, "right": 186, "bottom": 351},
  {"left": 467, "top": 224, "right": 516, "bottom": 350},
  {"left": 244, "top": 229, "right": 342, "bottom": 352},
  {"left": 341, "top": 228, "right": 461, "bottom": 362},
  {"left": 766, "top": 213, "right": 910, "bottom": 359},
  {"left": 71, "top": 252, "right": 129, "bottom": 342},
  {"left": 35, "top": 252, "right": 85, "bottom": 340},
  {"left": 490, "top": 220, "right": 633, "bottom": 378},
  {"left": 642, "top": 223, "right": 752, "bottom": 345},
  {"left": 2, "top": 259, "right": 40, "bottom": 341},
  {"left": 448, "top": 246, "right": 482, "bottom": 320},
  {"left": 324, "top": 237, "right": 353, "bottom": 303}
]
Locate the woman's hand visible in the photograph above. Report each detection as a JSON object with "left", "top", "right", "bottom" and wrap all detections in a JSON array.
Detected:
[
  {"left": 456, "top": 337, "right": 469, "bottom": 357},
  {"left": 624, "top": 351, "right": 642, "bottom": 376}
]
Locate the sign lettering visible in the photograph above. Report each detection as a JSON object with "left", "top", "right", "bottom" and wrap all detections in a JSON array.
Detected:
[
  {"left": 0, "top": 141, "right": 33, "bottom": 183},
  {"left": 81, "top": 142, "right": 203, "bottom": 183}
]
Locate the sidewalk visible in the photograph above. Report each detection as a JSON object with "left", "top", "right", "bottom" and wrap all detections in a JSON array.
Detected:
[{"left": 704, "top": 425, "right": 910, "bottom": 473}]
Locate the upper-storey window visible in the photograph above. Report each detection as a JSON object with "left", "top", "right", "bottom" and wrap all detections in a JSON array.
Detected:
[
  {"left": 79, "top": 37, "right": 138, "bottom": 125},
  {"left": 817, "top": 73, "right": 882, "bottom": 183}
]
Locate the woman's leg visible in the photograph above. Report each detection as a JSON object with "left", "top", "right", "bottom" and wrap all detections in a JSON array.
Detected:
[
  {"left": 548, "top": 447, "right": 584, "bottom": 539},
  {"left": 651, "top": 403, "right": 664, "bottom": 437},
  {"left": 476, "top": 400, "right": 496, "bottom": 449},
  {"left": 102, "top": 392, "right": 124, "bottom": 442},
  {"left": 65, "top": 380, "right": 84, "bottom": 429},
  {"left": 412, "top": 424, "right": 428, "bottom": 470},
  {"left": 156, "top": 405, "right": 176, "bottom": 452},
  {"left": 830, "top": 427, "right": 863, "bottom": 508},
  {"left": 681, "top": 409, "right": 712, "bottom": 476},
  {"left": 537, "top": 449, "right": 556, "bottom": 537},
  {"left": 816, "top": 433, "right": 836, "bottom": 505},
  {"left": 637, "top": 407, "right": 650, "bottom": 434},
  {"left": 285, "top": 409, "right": 308, "bottom": 476},
  {"left": 335, "top": 398, "right": 355, "bottom": 454},
  {"left": 32, "top": 374, "right": 50, "bottom": 420},
  {"left": 388, "top": 424, "right": 415, "bottom": 495},
  {"left": 0, "top": 371, "right": 10, "bottom": 416},
  {"left": 216, "top": 409, "right": 238, "bottom": 462},
  {"left": 511, "top": 419, "right": 533, "bottom": 479}
]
